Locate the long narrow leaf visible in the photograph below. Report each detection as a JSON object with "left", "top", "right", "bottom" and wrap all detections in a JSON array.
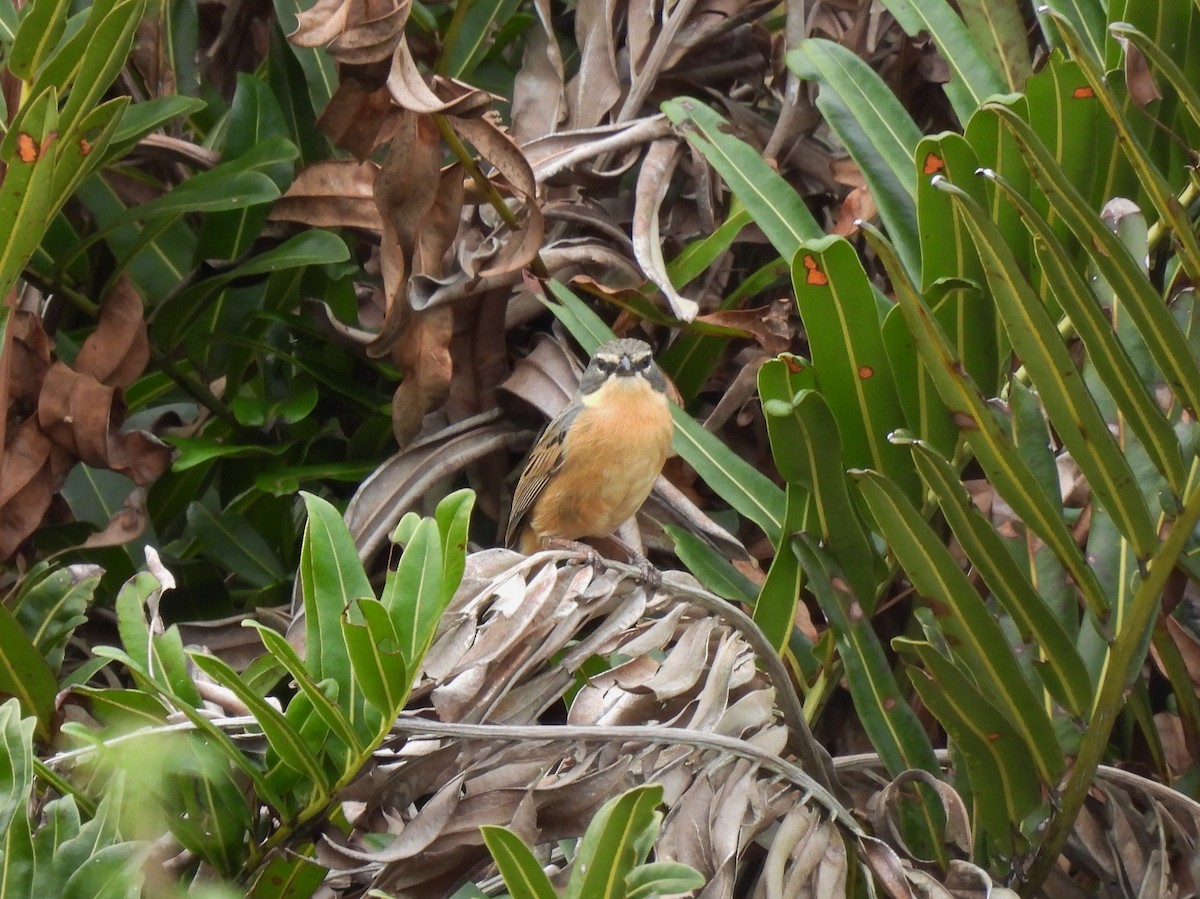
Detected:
[
  {"left": 661, "top": 97, "right": 822, "bottom": 260},
  {"left": 862, "top": 223, "right": 1111, "bottom": 619},
  {"left": 855, "top": 472, "right": 1064, "bottom": 785},
  {"left": 979, "top": 167, "right": 1185, "bottom": 494},
  {"left": 935, "top": 177, "right": 1157, "bottom": 557},
  {"left": 984, "top": 102, "right": 1200, "bottom": 415},
  {"left": 909, "top": 441, "right": 1094, "bottom": 715},
  {"left": 878, "top": 0, "right": 1008, "bottom": 121},
  {"left": 479, "top": 826, "right": 557, "bottom": 899},
  {"left": 788, "top": 39, "right": 922, "bottom": 274}
]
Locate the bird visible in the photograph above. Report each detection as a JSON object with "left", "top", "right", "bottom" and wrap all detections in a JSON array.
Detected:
[{"left": 506, "top": 337, "right": 675, "bottom": 559}]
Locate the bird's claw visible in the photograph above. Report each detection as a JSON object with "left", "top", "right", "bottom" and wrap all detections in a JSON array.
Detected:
[{"left": 629, "top": 550, "right": 661, "bottom": 590}]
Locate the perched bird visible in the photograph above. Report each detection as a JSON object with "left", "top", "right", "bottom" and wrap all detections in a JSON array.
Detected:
[{"left": 506, "top": 338, "right": 674, "bottom": 556}]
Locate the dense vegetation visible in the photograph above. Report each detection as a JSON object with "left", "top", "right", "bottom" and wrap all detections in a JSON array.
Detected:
[{"left": 3, "top": 0, "right": 1200, "bottom": 895}]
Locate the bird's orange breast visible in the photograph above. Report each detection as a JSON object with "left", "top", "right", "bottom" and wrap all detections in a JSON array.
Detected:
[{"left": 525, "top": 378, "right": 673, "bottom": 548}]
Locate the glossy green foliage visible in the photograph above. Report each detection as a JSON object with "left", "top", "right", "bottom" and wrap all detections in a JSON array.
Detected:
[
  {"left": 482, "top": 784, "right": 705, "bottom": 899},
  {"left": 674, "top": 0, "right": 1200, "bottom": 881},
  {"left": 61, "top": 492, "right": 473, "bottom": 887}
]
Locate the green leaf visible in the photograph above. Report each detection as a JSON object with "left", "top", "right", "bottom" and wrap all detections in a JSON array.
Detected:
[
  {"left": 480, "top": 826, "right": 557, "bottom": 899},
  {"left": 790, "top": 536, "right": 946, "bottom": 862},
  {"left": 61, "top": 842, "right": 144, "bottom": 899},
  {"left": 57, "top": 0, "right": 148, "bottom": 129},
  {"left": 855, "top": 471, "right": 1064, "bottom": 785},
  {"left": 49, "top": 97, "right": 128, "bottom": 214},
  {"left": 908, "top": 441, "right": 1094, "bottom": 716},
  {"left": 897, "top": 640, "right": 1042, "bottom": 853},
  {"left": 8, "top": 0, "right": 69, "bottom": 79},
  {"left": 114, "top": 571, "right": 202, "bottom": 707},
  {"left": 791, "top": 537, "right": 938, "bottom": 777},
  {"left": 111, "top": 169, "right": 284, "bottom": 222},
  {"left": 1035, "top": 0, "right": 1106, "bottom": 62},
  {"left": 433, "top": 488, "right": 475, "bottom": 606},
  {"left": 755, "top": 483, "right": 809, "bottom": 654},
  {"left": 107, "top": 95, "right": 206, "bottom": 157},
  {"left": 190, "top": 652, "right": 331, "bottom": 791},
  {"left": 0, "top": 700, "right": 35, "bottom": 842},
  {"left": 861, "top": 222, "right": 1111, "bottom": 620},
  {"left": 984, "top": 101, "right": 1200, "bottom": 415},
  {"left": 0, "top": 601, "right": 61, "bottom": 740},
  {"left": 10, "top": 562, "right": 97, "bottom": 671},
  {"left": 70, "top": 687, "right": 168, "bottom": 730},
  {"left": 670, "top": 404, "right": 784, "bottom": 545},
  {"left": 341, "top": 599, "right": 409, "bottom": 719},
  {"left": 566, "top": 785, "right": 663, "bottom": 899},
  {"left": 92, "top": 645, "right": 287, "bottom": 811},
  {"left": 298, "top": 492, "right": 373, "bottom": 691},
  {"left": 878, "top": 0, "right": 1008, "bottom": 121},
  {"left": 439, "top": 0, "right": 523, "bottom": 79},
  {"left": 665, "top": 526, "right": 758, "bottom": 605},
  {"left": 200, "top": 74, "right": 296, "bottom": 260},
  {"left": 913, "top": 133, "right": 987, "bottom": 292},
  {"left": 247, "top": 623, "right": 364, "bottom": 755},
  {"left": 958, "top": 0, "right": 1032, "bottom": 90},
  {"left": 624, "top": 862, "right": 706, "bottom": 899},
  {"left": 791, "top": 237, "right": 920, "bottom": 499},
  {"left": 661, "top": 97, "right": 822, "bottom": 261},
  {"left": 0, "top": 89, "right": 56, "bottom": 303},
  {"left": 271, "top": 0, "right": 337, "bottom": 112},
  {"left": 246, "top": 845, "right": 327, "bottom": 899},
  {"left": 880, "top": 296, "right": 959, "bottom": 458},
  {"left": 934, "top": 176, "right": 1157, "bottom": 558},
  {"left": 760, "top": 362, "right": 878, "bottom": 606},
  {"left": 186, "top": 501, "right": 287, "bottom": 588},
  {"left": 380, "top": 518, "right": 444, "bottom": 669},
  {"left": 979, "top": 166, "right": 1185, "bottom": 494},
  {"left": 1042, "top": 8, "right": 1200, "bottom": 279},
  {"left": 787, "top": 40, "right": 922, "bottom": 275}
]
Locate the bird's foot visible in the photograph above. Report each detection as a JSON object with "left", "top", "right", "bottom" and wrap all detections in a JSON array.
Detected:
[
  {"left": 544, "top": 537, "right": 606, "bottom": 571},
  {"left": 628, "top": 549, "right": 661, "bottom": 590}
]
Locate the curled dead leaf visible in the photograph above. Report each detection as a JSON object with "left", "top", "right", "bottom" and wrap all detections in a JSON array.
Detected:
[
  {"left": 270, "top": 159, "right": 382, "bottom": 230},
  {"left": 327, "top": 0, "right": 412, "bottom": 65},
  {"left": 633, "top": 137, "right": 698, "bottom": 321},
  {"left": 73, "top": 276, "right": 149, "bottom": 388}
]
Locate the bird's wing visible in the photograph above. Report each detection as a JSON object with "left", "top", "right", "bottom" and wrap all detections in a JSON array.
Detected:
[{"left": 505, "top": 403, "right": 578, "bottom": 546}]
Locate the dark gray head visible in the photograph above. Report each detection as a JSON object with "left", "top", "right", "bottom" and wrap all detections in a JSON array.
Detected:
[{"left": 578, "top": 338, "right": 666, "bottom": 395}]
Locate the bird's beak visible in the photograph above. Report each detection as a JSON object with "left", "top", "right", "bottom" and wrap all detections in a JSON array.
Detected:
[{"left": 618, "top": 355, "right": 633, "bottom": 373}]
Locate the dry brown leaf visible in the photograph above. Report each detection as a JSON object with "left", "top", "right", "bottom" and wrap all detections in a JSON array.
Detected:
[
  {"left": 74, "top": 276, "right": 149, "bottom": 388},
  {"left": 290, "top": 0, "right": 355, "bottom": 48},
  {"left": 389, "top": 305, "right": 454, "bottom": 446},
  {"left": 291, "top": 552, "right": 854, "bottom": 895},
  {"left": 387, "top": 38, "right": 489, "bottom": 114},
  {"left": 0, "top": 421, "right": 65, "bottom": 557},
  {"left": 317, "top": 80, "right": 399, "bottom": 159},
  {"left": 0, "top": 281, "right": 168, "bottom": 558},
  {"left": 522, "top": 115, "right": 673, "bottom": 184},
  {"left": 632, "top": 137, "right": 698, "bottom": 320},
  {"left": 510, "top": 0, "right": 566, "bottom": 145},
  {"left": 566, "top": 0, "right": 623, "bottom": 128},
  {"left": 8, "top": 310, "right": 52, "bottom": 409},
  {"left": 327, "top": 0, "right": 412, "bottom": 66},
  {"left": 270, "top": 159, "right": 382, "bottom": 230},
  {"left": 82, "top": 486, "right": 150, "bottom": 548},
  {"left": 445, "top": 114, "right": 543, "bottom": 279},
  {"left": 696, "top": 297, "right": 793, "bottom": 353},
  {"left": 372, "top": 108, "right": 444, "bottom": 313},
  {"left": 830, "top": 183, "right": 879, "bottom": 238},
  {"left": 1120, "top": 36, "right": 1162, "bottom": 108}
]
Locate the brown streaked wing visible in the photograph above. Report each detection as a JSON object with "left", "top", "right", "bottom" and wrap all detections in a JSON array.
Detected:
[{"left": 505, "top": 405, "right": 576, "bottom": 546}]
